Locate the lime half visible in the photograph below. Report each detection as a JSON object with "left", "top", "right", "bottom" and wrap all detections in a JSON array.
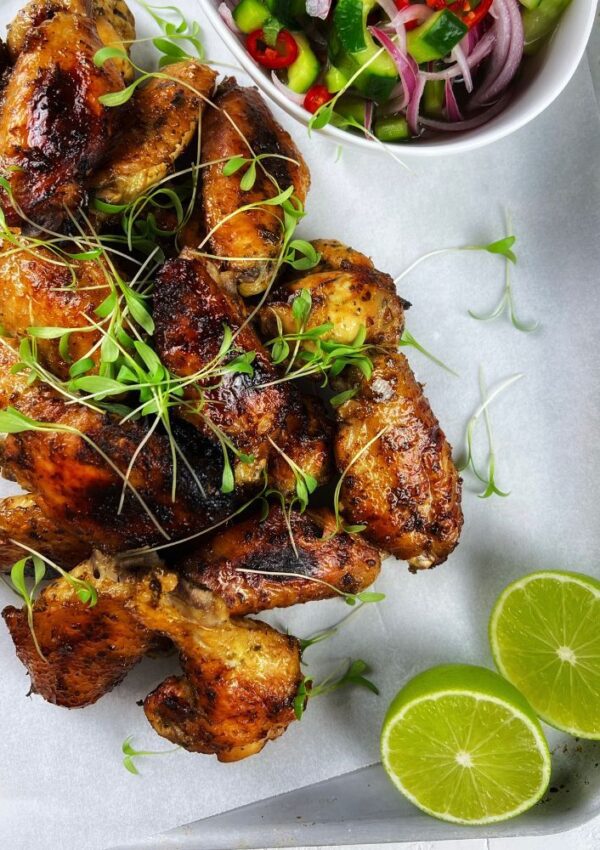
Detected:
[
  {"left": 490, "top": 570, "right": 600, "bottom": 739},
  {"left": 380, "top": 664, "right": 551, "bottom": 824}
]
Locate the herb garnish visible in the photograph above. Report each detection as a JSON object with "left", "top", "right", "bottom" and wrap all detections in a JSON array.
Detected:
[
  {"left": 122, "top": 736, "right": 179, "bottom": 775},
  {"left": 294, "top": 659, "right": 379, "bottom": 720}
]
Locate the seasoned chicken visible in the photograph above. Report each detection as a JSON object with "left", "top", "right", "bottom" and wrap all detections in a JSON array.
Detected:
[
  {"left": 268, "top": 394, "right": 333, "bottom": 497},
  {"left": 3, "top": 551, "right": 303, "bottom": 760},
  {"left": 0, "top": 5, "right": 124, "bottom": 231},
  {"left": 0, "top": 238, "right": 110, "bottom": 378},
  {"left": 0, "top": 342, "right": 235, "bottom": 550},
  {"left": 197, "top": 79, "right": 310, "bottom": 296},
  {"left": 335, "top": 351, "right": 463, "bottom": 569},
  {"left": 89, "top": 61, "right": 217, "bottom": 210},
  {"left": 3, "top": 554, "right": 156, "bottom": 707},
  {"left": 7, "top": 0, "right": 135, "bottom": 82},
  {"left": 0, "top": 493, "right": 90, "bottom": 570},
  {"left": 260, "top": 240, "right": 406, "bottom": 350},
  {"left": 182, "top": 505, "right": 381, "bottom": 615},
  {"left": 154, "top": 250, "right": 291, "bottom": 483}
]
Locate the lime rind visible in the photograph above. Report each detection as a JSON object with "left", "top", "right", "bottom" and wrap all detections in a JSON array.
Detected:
[
  {"left": 490, "top": 570, "right": 600, "bottom": 740},
  {"left": 380, "top": 665, "right": 551, "bottom": 825}
]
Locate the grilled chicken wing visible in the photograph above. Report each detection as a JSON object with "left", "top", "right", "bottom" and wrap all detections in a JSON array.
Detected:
[
  {"left": 182, "top": 505, "right": 381, "bottom": 615},
  {"left": 335, "top": 351, "right": 463, "bottom": 569},
  {"left": 260, "top": 240, "right": 406, "bottom": 349},
  {"left": 3, "top": 551, "right": 302, "bottom": 760},
  {"left": 154, "top": 250, "right": 290, "bottom": 483},
  {"left": 0, "top": 5, "right": 124, "bottom": 231},
  {"left": 90, "top": 61, "right": 216, "bottom": 210},
  {"left": 196, "top": 79, "right": 310, "bottom": 296},
  {"left": 0, "top": 238, "right": 110, "bottom": 378},
  {"left": 0, "top": 493, "right": 91, "bottom": 570},
  {"left": 0, "top": 342, "right": 234, "bottom": 550}
]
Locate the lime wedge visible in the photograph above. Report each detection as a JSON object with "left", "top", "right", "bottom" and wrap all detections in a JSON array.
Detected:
[
  {"left": 380, "top": 664, "right": 551, "bottom": 824},
  {"left": 490, "top": 570, "right": 600, "bottom": 739}
]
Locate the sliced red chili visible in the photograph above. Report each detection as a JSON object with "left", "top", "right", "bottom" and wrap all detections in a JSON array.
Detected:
[
  {"left": 246, "top": 28, "right": 299, "bottom": 69},
  {"left": 448, "top": 0, "right": 493, "bottom": 27},
  {"left": 394, "top": 0, "right": 421, "bottom": 29},
  {"left": 303, "top": 85, "right": 332, "bottom": 114}
]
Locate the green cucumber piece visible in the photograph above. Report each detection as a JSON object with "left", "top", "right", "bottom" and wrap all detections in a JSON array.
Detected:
[
  {"left": 335, "top": 94, "right": 368, "bottom": 124},
  {"left": 287, "top": 33, "right": 321, "bottom": 93},
  {"left": 333, "top": 0, "right": 367, "bottom": 53},
  {"left": 423, "top": 79, "right": 444, "bottom": 117},
  {"left": 325, "top": 64, "right": 349, "bottom": 93},
  {"left": 233, "top": 0, "right": 270, "bottom": 33},
  {"left": 518, "top": 0, "right": 542, "bottom": 10},
  {"left": 522, "top": 0, "right": 572, "bottom": 50},
  {"left": 373, "top": 115, "right": 409, "bottom": 141},
  {"left": 407, "top": 10, "right": 468, "bottom": 64},
  {"left": 333, "top": 0, "right": 398, "bottom": 102},
  {"left": 266, "top": 0, "right": 306, "bottom": 27}
]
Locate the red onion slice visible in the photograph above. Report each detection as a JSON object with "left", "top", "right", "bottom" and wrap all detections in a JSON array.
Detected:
[
  {"left": 451, "top": 44, "right": 473, "bottom": 92},
  {"left": 420, "top": 94, "right": 509, "bottom": 130},
  {"left": 444, "top": 80, "right": 463, "bottom": 121},
  {"left": 471, "top": 0, "right": 523, "bottom": 106},
  {"left": 271, "top": 71, "right": 306, "bottom": 106},
  {"left": 419, "top": 29, "right": 496, "bottom": 81},
  {"left": 369, "top": 25, "right": 419, "bottom": 105},
  {"left": 306, "top": 0, "right": 332, "bottom": 19},
  {"left": 218, "top": 1, "right": 239, "bottom": 32},
  {"left": 406, "top": 75, "right": 425, "bottom": 136}
]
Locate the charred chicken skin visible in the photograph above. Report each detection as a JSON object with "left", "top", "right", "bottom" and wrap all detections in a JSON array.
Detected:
[
  {"left": 0, "top": 2, "right": 125, "bottom": 231},
  {"left": 182, "top": 505, "right": 381, "bottom": 615},
  {"left": 196, "top": 78, "right": 310, "bottom": 295},
  {"left": 3, "top": 551, "right": 303, "bottom": 761}
]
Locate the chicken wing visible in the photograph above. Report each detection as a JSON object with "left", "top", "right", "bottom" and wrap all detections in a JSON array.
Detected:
[
  {"left": 335, "top": 351, "right": 463, "bottom": 569},
  {"left": 0, "top": 341, "right": 235, "bottom": 550},
  {"left": 260, "top": 240, "right": 406, "bottom": 349},
  {"left": 89, "top": 61, "right": 217, "bottom": 211},
  {"left": 3, "top": 551, "right": 302, "bottom": 760},
  {"left": 0, "top": 493, "right": 90, "bottom": 570},
  {"left": 0, "top": 5, "right": 124, "bottom": 231},
  {"left": 181, "top": 504, "right": 381, "bottom": 615},
  {"left": 0, "top": 238, "right": 110, "bottom": 378},
  {"left": 197, "top": 79, "right": 310, "bottom": 296},
  {"left": 153, "top": 249, "right": 290, "bottom": 483}
]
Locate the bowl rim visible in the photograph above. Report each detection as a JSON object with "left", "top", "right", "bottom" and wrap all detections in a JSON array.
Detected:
[{"left": 201, "top": 0, "right": 598, "bottom": 157}]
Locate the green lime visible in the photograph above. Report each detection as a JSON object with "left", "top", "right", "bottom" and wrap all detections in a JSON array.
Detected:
[
  {"left": 490, "top": 570, "right": 600, "bottom": 739},
  {"left": 380, "top": 664, "right": 551, "bottom": 824}
]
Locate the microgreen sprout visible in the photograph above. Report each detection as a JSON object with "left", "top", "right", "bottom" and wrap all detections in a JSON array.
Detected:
[
  {"left": 122, "top": 735, "right": 179, "bottom": 775},
  {"left": 399, "top": 329, "right": 459, "bottom": 377},
  {"left": 138, "top": 1, "right": 205, "bottom": 65},
  {"left": 393, "top": 234, "right": 518, "bottom": 285},
  {"left": 457, "top": 369, "right": 524, "bottom": 498},
  {"left": 267, "top": 438, "right": 317, "bottom": 511},
  {"left": 294, "top": 659, "right": 379, "bottom": 720},
  {"left": 468, "top": 253, "right": 539, "bottom": 333}
]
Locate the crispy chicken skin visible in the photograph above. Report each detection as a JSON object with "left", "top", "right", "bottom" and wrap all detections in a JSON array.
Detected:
[
  {"left": 260, "top": 241, "right": 406, "bottom": 349},
  {"left": 182, "top": 505, "right": 381, "bottom": 615},
  {"left": 0, "top": 5, "right": 124, "bottom": 231},
  {"left": 3, "top": 555, "right": 156, "bottom": 707},
  {"left": 198, "top": 79, "right": 310, "bottom": 296},
  {"left": 0, "top": 343, "right": 234, "bottom": 550},
  {"left": 335, "top": 351, "right": 463, "bottom": 569},
  {"left": 0, "top": 494, "right": 90, "bottom": 570},
  {"left": 3, "top": 552, "right": 302, "bottom": 760},
  {"left": 90, "top": 61, "right": 217, "bottom": 210},
  {"left": 154, "top": 250, "right": 290, "bottom": 479},
  {"left": 268, "top": 394, "right": 333, "bottom": 496},
  {"left": 0, "top": 239, "right": 110, "bottom": 378}
]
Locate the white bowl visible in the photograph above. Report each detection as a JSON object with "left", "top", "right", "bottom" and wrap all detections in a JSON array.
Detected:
[{"left": 202, "top": 0, "right": 597, "bottom": 156}]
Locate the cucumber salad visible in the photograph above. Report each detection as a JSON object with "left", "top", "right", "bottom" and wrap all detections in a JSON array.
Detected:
[{"left": 219, "top": 0, "right": 572, "bottom": 141}]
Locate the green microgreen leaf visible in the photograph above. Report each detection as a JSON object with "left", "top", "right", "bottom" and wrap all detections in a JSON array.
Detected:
[
  {"left": 222, "top": 156, "right": 248, "bottom": 176},
  {"left": 291, "top": 289, "right": 312, "bottom": 329},
  {"left": 329, "top": 388, "right": 358, "bottom": 408},
  {"left": 294, "top": 658, "right": 379, "bottom": 719},
  {"left": 399, "top": 330, "right": 459, "bottom": 377},
  {"left": 121, "top": 736, "right": 179, "bottom": 775}
]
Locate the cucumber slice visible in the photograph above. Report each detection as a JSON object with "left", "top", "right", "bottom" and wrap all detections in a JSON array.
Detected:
[
  {"left": 334, "top": 0, "right": 367, "bottom": 53},
  {"left": 407, "top": 10, "right": 468, "bottom": 64},
  {"left": 233, "top": 0, "right": 270, "bottom": 33},
  {"left": 336, "top": 94, "right": 368, "bottom": 124},
  {"left": 325, "top": 65, "right": 349, "bottom": 93},
  {"left": 423, "top": 80, "right": 444, "bottom": 117},
  {"left": 287, "top": 33, "right": 321, "bottom": 93},
  {"left": 522, "top": 0, "right": 572, "bottom": 49},
  {"left": 333, "top": 0, "right": 398, "bottom": 102},
  {"left": 266, "top": 0, "right": 306, "bottom": 27},
  {"left": 374, "top": 115, "right": 409, "bottom": 141}
]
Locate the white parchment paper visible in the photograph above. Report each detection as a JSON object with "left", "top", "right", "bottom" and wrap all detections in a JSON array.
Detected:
[{"left": 0, "top": 3, "right": 599, "bottom": 849}]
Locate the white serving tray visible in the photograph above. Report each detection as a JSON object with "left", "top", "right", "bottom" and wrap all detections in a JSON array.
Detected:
[{"left": 0, "top": 4, "right": 599, "bottom": 849}]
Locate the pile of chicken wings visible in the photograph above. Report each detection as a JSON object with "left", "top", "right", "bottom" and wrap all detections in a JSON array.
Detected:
[{"left": 0, "top": 0, "right": 463, "bottom": 761}]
